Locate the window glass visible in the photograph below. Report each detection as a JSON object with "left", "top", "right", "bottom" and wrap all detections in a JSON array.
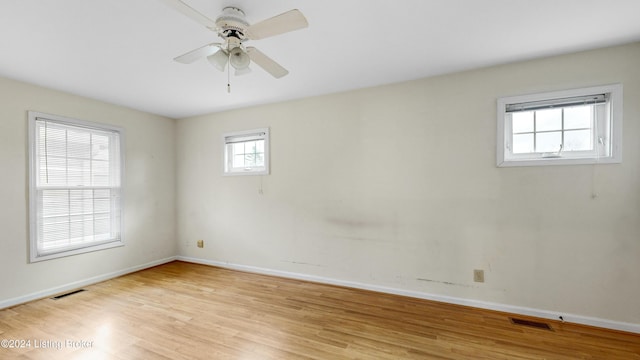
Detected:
[
  {"left": 536, "top": 131, "right": 562, "bottom": 153},
  {"left": 564, "top": 130, "right": 592, "bottom": 151},
  {"left": 536, "top": 108, "right": 562, "bottom": 131},
  {"left": 564, "top": 105, "right": 591, "bottom": 129},
  {"left": 513, "top": 134, "right": 534, "bottom": 154},
  {"left": 512, "top": 111, "right": 534, "bottom": 133}
]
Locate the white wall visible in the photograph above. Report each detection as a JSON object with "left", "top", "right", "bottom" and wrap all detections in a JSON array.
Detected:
[
  {"left": 176, "top": 42, "right": 640, "bottom": 326},
  {"left": 0, "top": 76, "right": 176, "bottom": 303},
  {"left": 1, "top": 42, "right": 637, "bottom": 330}
]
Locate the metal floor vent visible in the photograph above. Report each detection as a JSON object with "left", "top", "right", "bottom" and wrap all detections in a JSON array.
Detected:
[
  {"left": 510, "top": 317, "right": 553, "bottom": 331},
  {"left": 51, "top": 289, "right": 86, "bottom": 300}
]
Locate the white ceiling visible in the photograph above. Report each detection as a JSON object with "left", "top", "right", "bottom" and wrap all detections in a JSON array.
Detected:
[{"left": 1, "top": 0, "right": 639, "bottom": 119}]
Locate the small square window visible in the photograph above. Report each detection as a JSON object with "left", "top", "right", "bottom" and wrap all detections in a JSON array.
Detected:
[
  {"left": 223, "top": 128, "right": 269, "bottom": 176},
  {"left": 497, "top": 84, "right": 622, "bottom": 167}
]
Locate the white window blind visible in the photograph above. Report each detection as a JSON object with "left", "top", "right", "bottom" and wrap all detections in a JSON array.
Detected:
[
  {"left": 505, "top": 94, "right": 607, "bottom": 113},
  {"left": 29, "top": 112, "right": 124, "bottom": 262}
]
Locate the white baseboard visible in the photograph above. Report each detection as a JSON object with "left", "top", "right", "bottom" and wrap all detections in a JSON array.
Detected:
[
  {"left": 177, "top": 256, "right": 640, "bottom": 335},
  {"left": 0, "top": 256, "right": 177, "bottom": 310}
]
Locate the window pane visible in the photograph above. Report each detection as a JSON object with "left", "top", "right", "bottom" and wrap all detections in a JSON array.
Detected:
[
  {"left": 536, "top": 131, "right": 562, "bottom": 152},
  {"left": 67, "top": 159, "right": 90, "bottom": 186},
  {"left": 82, "top": 215, "right": 94, "bottom": 240},
  {"left": 564, "top": 129, "right": 592, "bottom": 151},
  {"left": 244, "top": 153, "right": 256, "bottom": 167},
  {"left": 536, "top": 108, "right": 562, "bottom": 131},
  {"left": 42, "top": 219, "right": 70, "bottom": 248},
  {"left": 69, "top": 189, "right": 91, "bottom": 215},
  {"left": 92, "top": 160, "right": 110, "bottom": 186},
  {"left": 512, "top": 134, "right": 534, "bottom": 154},
  {"left": 92, "top": 135, "right": 110, "bottom": 161},
  {"left": 41, "top": 156, "right": 67, "bottom": 185},
  {"left": 255, "top": 140, "right": 265, "bottom": 153},
  {"left": 42, "top": 189, "right": 70, "bottom": 217},
  {"left": 69, "top": 214, "right": 85, "bottom": 242},
  {"left": 255, "top": 153, "right": 264, "bottom": 166},
  {"left": 67, "top": 130, "right": 91, "bottom": 159},
  {"left": 245, "top": 141, "right": 257, "bottom": 155},
  {"left": 94, "top": 198, "right": 110, "bottom": 214},
  {"left": 565, "top": 105, "right": 591, "bottom": 130},
  {"left": 94, "top": 213, "right": 111, "bottom": 238},
  {"left": 233, "top": 154, "right": 245, "bottom": 168},
  {"left": 512, "top": 111, "right": 534, "bottom": 133},
  {"left": 233, "top": 142, "right": 245, "bottom": 155},
  {"left": 42, "top": 127, "right": 66, "bottom": 157}
]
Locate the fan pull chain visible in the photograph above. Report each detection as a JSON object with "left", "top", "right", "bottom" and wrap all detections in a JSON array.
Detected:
[{"left": 227, "top": 52, "right": 231, "bottom": 93}]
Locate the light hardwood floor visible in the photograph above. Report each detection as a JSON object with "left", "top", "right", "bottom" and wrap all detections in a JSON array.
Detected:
[{"left": 0, "top": 261, "right": 638, "bottom": 359}]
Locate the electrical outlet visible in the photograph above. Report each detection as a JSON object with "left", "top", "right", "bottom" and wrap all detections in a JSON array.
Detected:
[
  {"left": 197, "top": 240, "right": 204, "bottom": 248},
  {"left": 473, "top": 269, "right": 484, "bottom": 283}
]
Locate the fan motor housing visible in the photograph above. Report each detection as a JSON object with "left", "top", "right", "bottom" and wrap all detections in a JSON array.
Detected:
[{"left": 216, "top": 7, "right": 249, "bottom": 40}]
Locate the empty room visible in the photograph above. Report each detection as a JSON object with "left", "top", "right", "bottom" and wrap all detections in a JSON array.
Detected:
[{"left": 1, "top": 0, "right": 639, "bottom": 358}]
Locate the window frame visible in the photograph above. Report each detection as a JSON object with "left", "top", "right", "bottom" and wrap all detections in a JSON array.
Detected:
[
  {"left": 497, "top": 84, "right": 622, "bottom": 167},
  {"left": 222, "top": 128, "right": 270, "bottom": 176},
  {"left": 28, "top": 111, "right": 125, "bottom": 262}
]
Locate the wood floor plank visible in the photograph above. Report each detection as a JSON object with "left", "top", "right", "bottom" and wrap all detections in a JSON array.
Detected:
[{"left": 0, "top": 261, "right": 638, "bottom": 359}]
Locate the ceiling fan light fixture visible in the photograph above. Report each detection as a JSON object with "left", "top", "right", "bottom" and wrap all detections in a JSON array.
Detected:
[
  {"left": 235, "top": 67, "right": 252, "bottom": 76},
  {"left": 229, "top": 47, "right": 250, "bottom": 70},
  {"left": 207, "top": 49, "right": 228, "bottom": 71}
]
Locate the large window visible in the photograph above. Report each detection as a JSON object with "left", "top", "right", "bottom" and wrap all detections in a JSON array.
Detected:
[
  {"left": 497, "top": 84, "right": 622, "bottom": 167},
  {"left": 223, "top": 128, "right": 269, "bottom": 175},
  {"left": 28, "top": 112, "right": 124, "bottom": 262}
]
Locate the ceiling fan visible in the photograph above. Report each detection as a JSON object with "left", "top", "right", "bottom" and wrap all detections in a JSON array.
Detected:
[{"left": 161, "top": 1, "right": 308, "bottom": 82}]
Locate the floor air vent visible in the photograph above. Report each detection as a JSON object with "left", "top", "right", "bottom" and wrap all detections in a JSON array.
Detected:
[
  {"left": 51, "top": 289, "right": 86, "bottom": 300},
  {"left": 510, "top": 317, "right": 553, "bottom": 331}
]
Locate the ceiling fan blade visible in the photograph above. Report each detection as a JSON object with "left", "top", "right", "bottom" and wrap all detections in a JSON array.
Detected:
[
  {"left": 174, "top": 43, "right": 222, "bottom": 64},
  {"left": 246, "top": 9, "right": 308, "bottom": 40},
  {"left": 246, "top": 47, "right": 289, "bottom": 78},
  {"left": 159, "top": 0, "right": 217, "bottom": 31}
]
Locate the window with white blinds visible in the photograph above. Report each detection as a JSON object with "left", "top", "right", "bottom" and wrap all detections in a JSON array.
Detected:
[
  {"left": 497, "top": 84, "right": 623, "bottom": 167},
  {"left": 28, "top": 112, "right": 124, "bottom": 262},
  {"left": 223, "top": 128, "right": 269, "bottom": 175}
]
